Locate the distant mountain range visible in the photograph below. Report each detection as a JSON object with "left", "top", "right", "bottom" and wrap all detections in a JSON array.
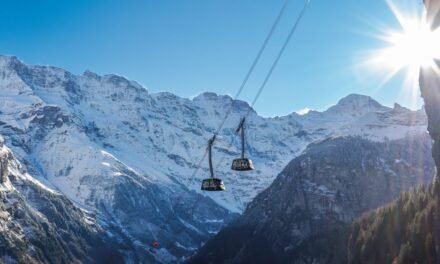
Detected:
[{"left": 0, "top": 55, "right": 431, "bottom": 262}]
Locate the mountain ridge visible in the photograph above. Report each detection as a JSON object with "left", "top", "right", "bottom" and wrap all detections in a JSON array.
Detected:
[{"left": 0, "top": 55, "right": 423, "bottom": 119}]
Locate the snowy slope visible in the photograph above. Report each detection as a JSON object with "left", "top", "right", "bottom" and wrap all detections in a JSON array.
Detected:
[
  {"left": 0, "top": 55, "right": 428, "bottom": 262},
  {"left": 0, "top": 136, "right": 132, "bottom": 263}
]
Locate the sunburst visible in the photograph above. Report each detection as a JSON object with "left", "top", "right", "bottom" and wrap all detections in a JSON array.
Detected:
[{"left": 361, "top": 0, "right": 440, "bottom": 107}]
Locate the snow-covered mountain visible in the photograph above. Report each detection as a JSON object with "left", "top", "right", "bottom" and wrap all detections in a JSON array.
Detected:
[
  {"left": 0, "top": 55, "right": 428, "bottom": 262},
  {"left": 0, "top": 135, "right": 130, "bottom": 263}
]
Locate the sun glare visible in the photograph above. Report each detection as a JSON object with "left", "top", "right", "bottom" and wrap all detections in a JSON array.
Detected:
[
  {"left": 377, "top": 16, "right": 440, "bottom": 70},
  {"left": 360, "top": 0, "right": 440, "bottom": 108}
]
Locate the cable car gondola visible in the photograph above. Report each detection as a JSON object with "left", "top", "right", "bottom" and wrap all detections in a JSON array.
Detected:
[
  {"left": 231, "top": 118, "right": 254, "bottom": 171},
  {"left": 148, "top": 240, "right": 159, "bottom": 254},
  {"left": 201, "top": 135, "right": 225, "bottom": 191},
  {"left": 152, "top": 240, "right": 159, "bottom": 248}
]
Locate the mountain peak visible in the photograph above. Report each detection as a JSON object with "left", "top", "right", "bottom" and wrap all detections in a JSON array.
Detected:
[
  {"left": 82, "top": 70, "right": 101, "bottom": 79},
  {"left": 0, "top": 55, "right": 24, "bottom": 70},
  {"left": 325, "top": 94, "right": 387, "bottom": 116},
  {"left": 0, "top": 54, "right": 20, "bottom": 63},
  {"left": 337, "top": 94, "right": 382, "bottom": 107},
  {"left": 193, "top": 92, "right": 231, "bottom": 101},
  {"left": 192, "top": 92, "right": 256, "bottom": 115}
]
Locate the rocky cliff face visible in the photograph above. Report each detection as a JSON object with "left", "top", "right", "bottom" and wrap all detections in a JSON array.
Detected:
[
  {"left": 190, "top": 134, "right": 434, "bottom": 264},
  {"left": 420, "top": 0, "right": 440, "bottom": 179},
  {"left": 0, "top": 143, "right": 7, "bottom": 184},
  {"left": 419, "top": 0, "right": 440, "bottom": 259}
]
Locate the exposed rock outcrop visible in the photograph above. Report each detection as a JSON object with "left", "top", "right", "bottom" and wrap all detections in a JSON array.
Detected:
[
  {"left": 420, "top": 0, "right": 440, "bottom": 179},
  {"left": 0, "top": 151, "right": 7, "bottom": 184}
]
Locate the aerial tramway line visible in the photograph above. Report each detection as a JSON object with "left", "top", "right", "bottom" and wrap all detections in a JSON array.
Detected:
[
  {"left": 148, "top": 0, "right": 311, "bottom": 253},
  {"left": 231, "top": 118, "right": 254, "bottom": 171}
]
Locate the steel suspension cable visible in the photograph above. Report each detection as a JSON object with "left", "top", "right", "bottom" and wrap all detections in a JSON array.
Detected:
[
  {"left": 152, "top": 0, "right": 292, "bottom": 251},
  {"left": 182, "top": 0, "right": 311, "bottom": 247},
  {"left": 215, "top": 0, "right": 310, "bottom": 174},
  {"left": 213, "top": 0, "right": 290, "bottom": 136},
  {"left": 249, "top": 0, "right": 310, "bottom": 112}
]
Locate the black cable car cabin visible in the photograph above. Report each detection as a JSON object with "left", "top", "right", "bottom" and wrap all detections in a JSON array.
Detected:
[
  {"left": 201, "top": 178, "right": 225, "bottom": 191},
  {"left": 201, "top": 135, "right": 225, "bottom": 191},
  {"left": 231, "top": 118, "right": 254, "bottom": 171}
]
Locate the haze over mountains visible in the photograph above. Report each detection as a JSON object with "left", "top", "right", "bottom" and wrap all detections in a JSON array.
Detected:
[{"left": 0, "top": 55, "right": 432, "bottom": 263}]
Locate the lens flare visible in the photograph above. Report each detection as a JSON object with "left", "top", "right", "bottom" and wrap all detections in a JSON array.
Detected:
[
  {"left": 359, "top": 0, "right": 440, "bottom": 108},
  {"left": 372, "top": 3, "right": 440, "bottom": 72}
]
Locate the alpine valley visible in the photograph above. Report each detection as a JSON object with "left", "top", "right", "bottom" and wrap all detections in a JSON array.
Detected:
[{"left": 0, "top": 55, "right": 432, "bottom": 263}]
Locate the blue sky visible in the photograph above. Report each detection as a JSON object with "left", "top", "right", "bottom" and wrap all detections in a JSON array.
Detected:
[{"left": 0, "top": 0, "right": 425, "bottom": 116}]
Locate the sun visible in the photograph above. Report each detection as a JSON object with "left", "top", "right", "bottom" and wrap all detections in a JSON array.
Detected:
[
  {"left": 375, "top": 7, "right": 440, "bottom": 71},
  {"left": 362, "top": 0, "right": 440, "bottom": 106}
]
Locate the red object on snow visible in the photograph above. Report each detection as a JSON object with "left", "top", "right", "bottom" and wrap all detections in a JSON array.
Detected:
[{"left": 152, "top": 241, "right": 159, "bottom": 248}]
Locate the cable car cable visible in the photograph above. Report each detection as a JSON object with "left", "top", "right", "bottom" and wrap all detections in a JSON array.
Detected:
[
  {"left": 249, "top": 0, "right": 309, "bottom": 111},
  {"left": 157, "top": 0, "right": 290, "bottom": 229},
  {"left": 171, "top": 0, "right": 311, "bottom": 249},
  {"left": 213, "top": 0, "right": 290, "bottom": 137},
  {"left": 212, "top": 0, "right": 310, "bottom": 211},
  {"left": 215, "top": 0, "right": 310, "bottom": 173},
  {"left": 148, "top": 0, "right": 310, "bottom": 253}
]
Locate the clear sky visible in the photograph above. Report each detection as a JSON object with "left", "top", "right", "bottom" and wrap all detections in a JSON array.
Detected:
[{"left": 0, "top": 0, "right": 426, "bottom": 117}]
